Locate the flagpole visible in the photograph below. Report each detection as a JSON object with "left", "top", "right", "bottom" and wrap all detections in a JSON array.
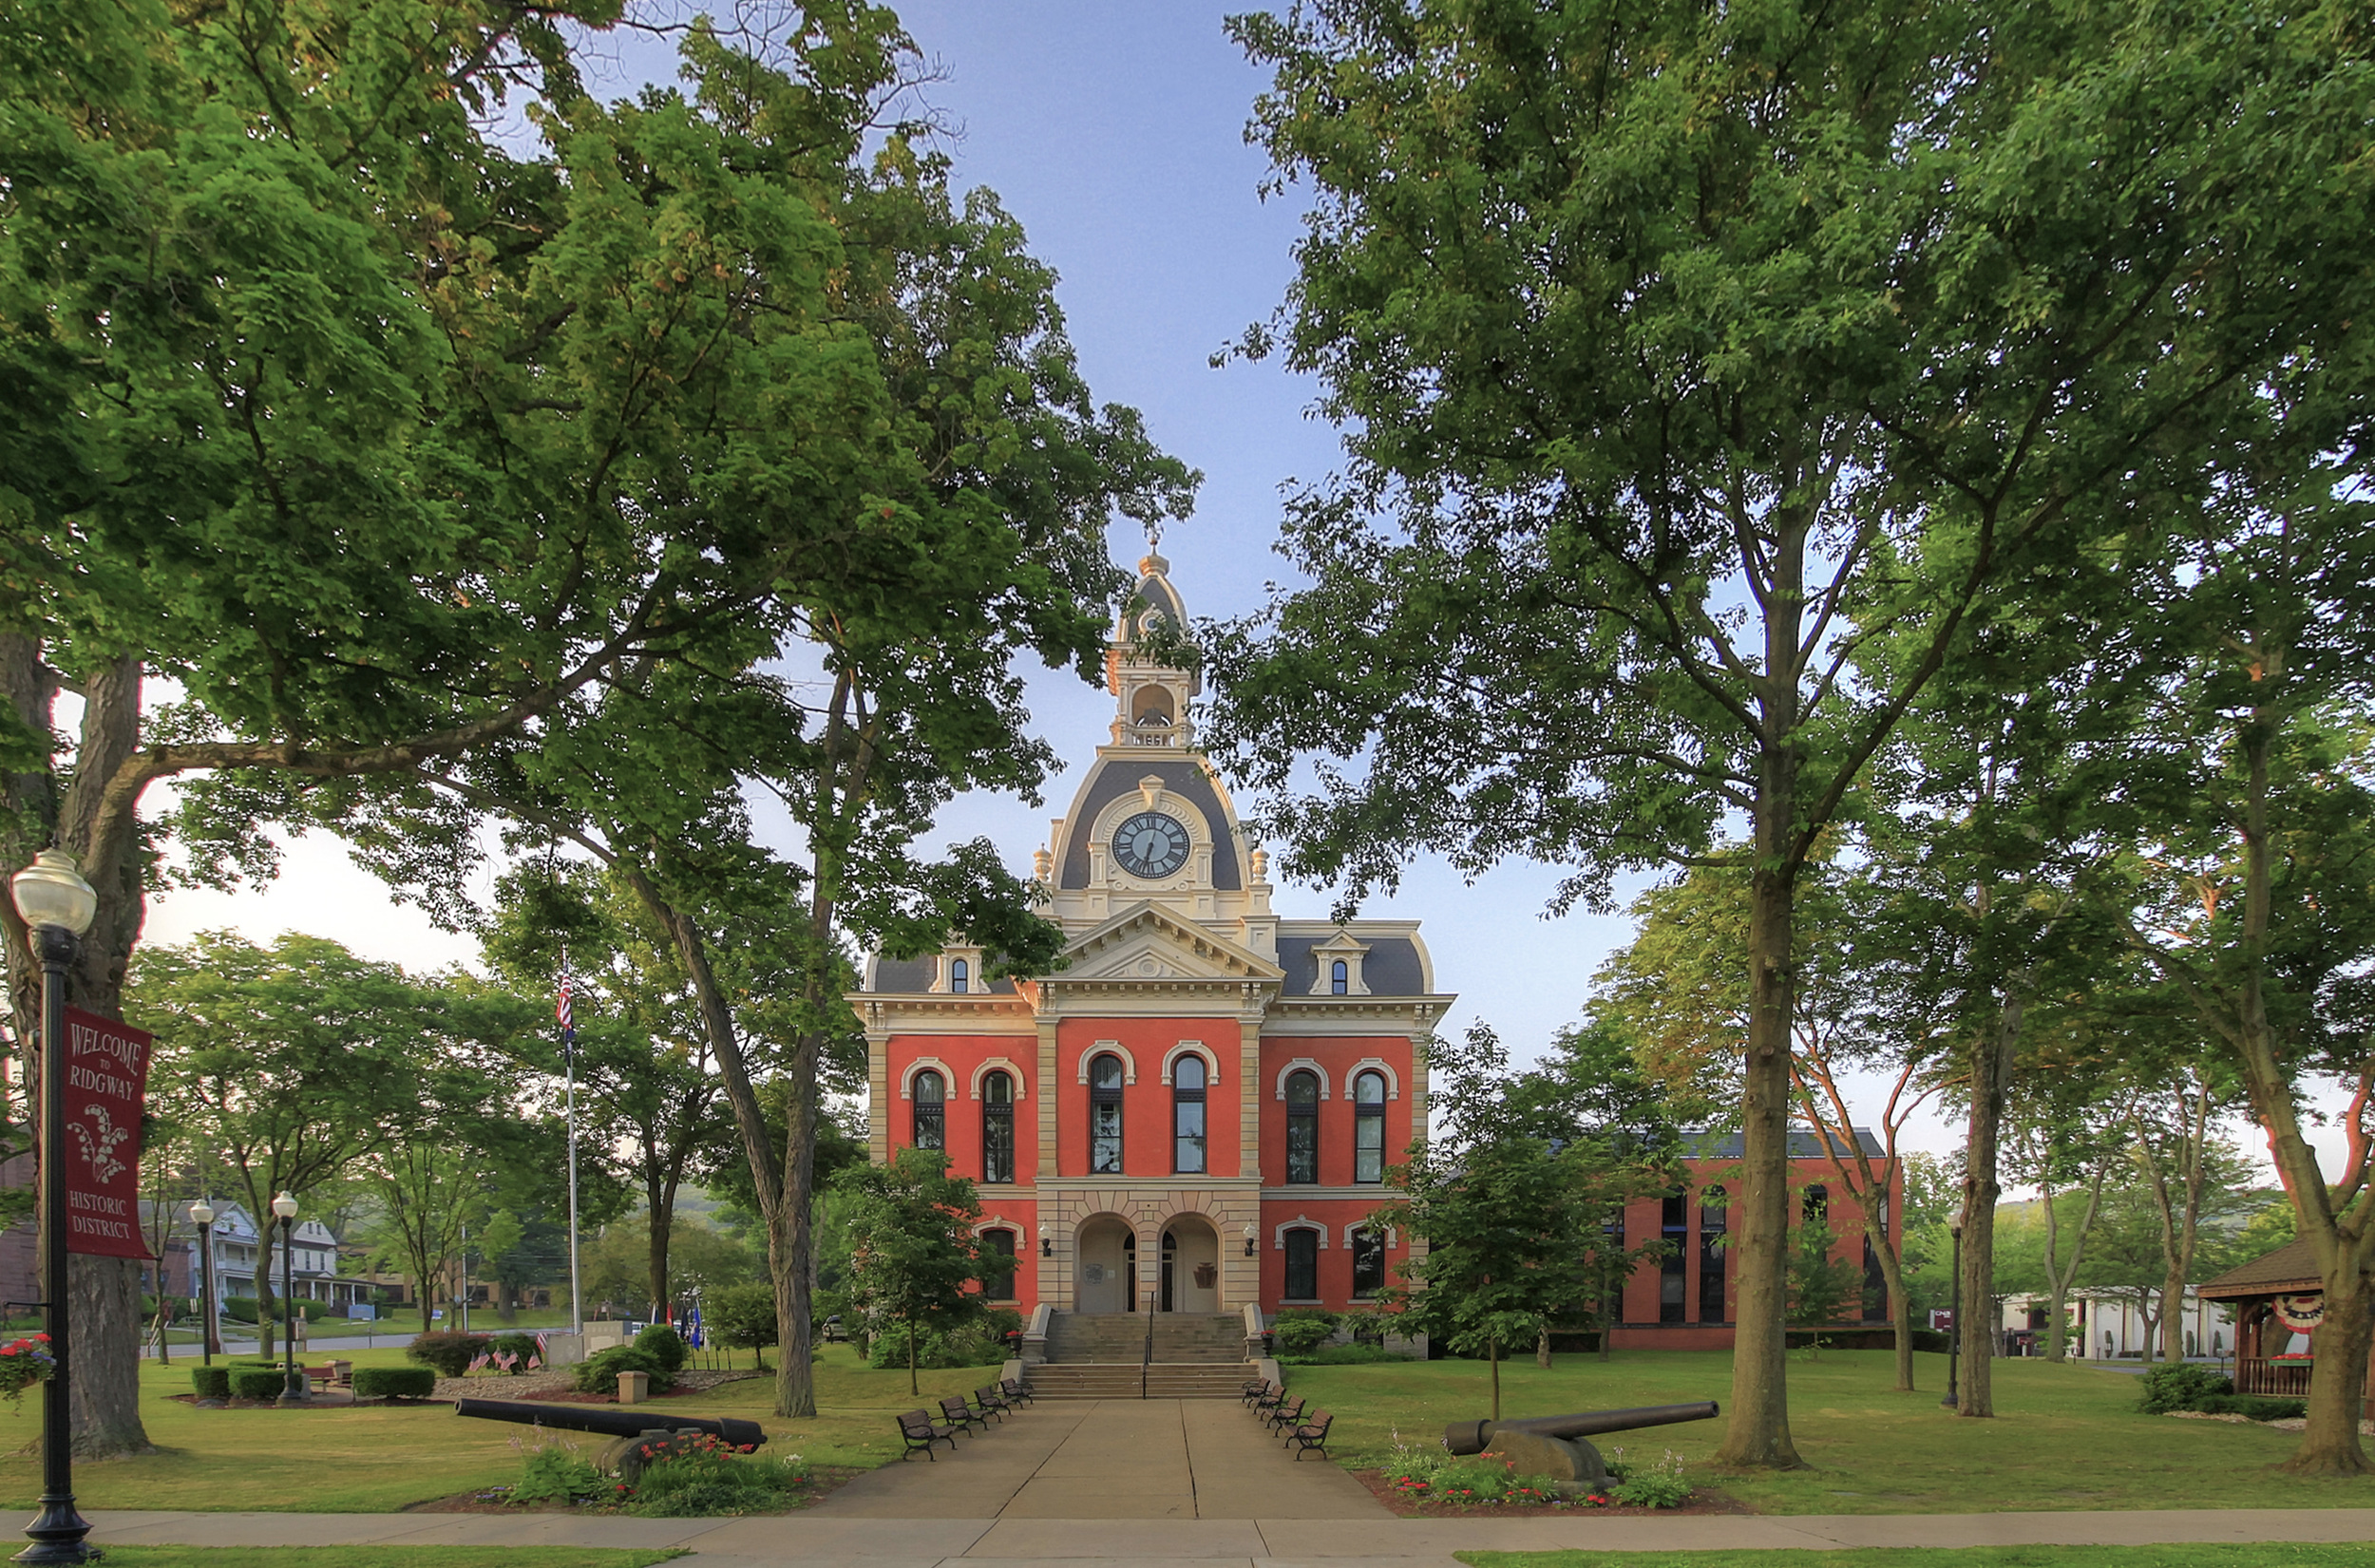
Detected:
[{"left": 561, "top": 955, "right": 582, "bottom": 1338}]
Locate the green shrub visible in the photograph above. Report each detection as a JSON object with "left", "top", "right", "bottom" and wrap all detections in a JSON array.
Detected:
[
  {"left": 221, "top": 1296, "right": 259, "bottom": 1324},
  {"left": 712, "top": 1281, "right": 777, "bottom": 1366},
  {"left": 511, "top": 1440, "right": 605, "bottom": 1505},
  {"left": 230, "top": 1368, "right": 288, "bottom": 1400},
  {"left": 635, "top": 1324, "right": 689, "bottom": 1371},
  {"left": 1612, "top": 1470, "right": 1692, "bottom": 1508},
  {"left": 489, "top": 1332, "right": 541, "bottom": 1370},
  {"left": 218, "top": 1296, "right": 329, "bottom": 1325},
  {"left": 406, "top": 1331, "right": 493, "bottom": 1378},
  {"left": 2195, "top": 1393, "right": 2307, "bottom": 1421},
  {"left": 2139, "top": 1361, "right": 2233, "bottom": 1414},
  {"left": 352, "top": 1366, "right": 437, "bottom": 1400},
  {"left": 1269, "top": 1308, "right": 1340, "bottom": 1356},
  {"left": 864, "top": 1313, "right": 1017, "bottom": 1370},
  {"left": 575, "top": 1343, "right": 674, "bottom": 1394},
  {"left": 625, "top": 1438, "right": 809, "bottom": 1518},
  {"left": 189, "top": 1367, "right": 230, "bottom": 1400},
  {"left": 1276, "top": 1342, "right": 1413, "bottom": 1366}
]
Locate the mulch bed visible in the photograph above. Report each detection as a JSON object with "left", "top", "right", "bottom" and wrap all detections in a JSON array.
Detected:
[
  {"left": 405, "top": 1464, "right": 864, "bottom": 1515},
  {"left": 1351, "top": 1467, "right": 1754, "bottom": 1519}
]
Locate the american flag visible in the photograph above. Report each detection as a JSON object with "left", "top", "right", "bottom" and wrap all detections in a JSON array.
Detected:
[{"left": 556, "top": 974, "right": 575, "bottom": 1050}]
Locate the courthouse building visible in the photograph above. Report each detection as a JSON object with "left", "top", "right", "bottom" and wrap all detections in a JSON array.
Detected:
[{"left": 859, "top": 553, "right": 1453, "bottom": 1326}]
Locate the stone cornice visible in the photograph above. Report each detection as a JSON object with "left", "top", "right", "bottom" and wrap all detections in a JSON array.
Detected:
[{"left": 856, "top": 994, "right": 1037, "bottom": 1037}]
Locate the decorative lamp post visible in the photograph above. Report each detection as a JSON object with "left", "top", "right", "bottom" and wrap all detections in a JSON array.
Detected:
[
  {"left": 188, "top": 1201, "right": 218, "bottom": 1367},
  {"left": 1243, "top": 1222, "right": 1257, "bottom": 1259},
  {"left": 1942, "top": 1219, "right": 1964, "bottom": 1411},
  {"left": 272, "top": 1193, "right": 305, "bottom": 1407},
  {"left": 11, "top": 847, "right": 99, "bottom": 1565}
]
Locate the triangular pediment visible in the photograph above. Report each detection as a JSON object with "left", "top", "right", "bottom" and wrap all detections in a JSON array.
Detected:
[{"left": 1057, "top": 902, "right": 1283, "bottom": 984}]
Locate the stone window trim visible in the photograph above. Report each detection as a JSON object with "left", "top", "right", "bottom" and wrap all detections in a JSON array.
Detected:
[
  {"left": 1273, "top": 1058, "right": 1330, "bottom": 1101},
  {"left": 1076, "top": 1040, "right": 1139, "bottom": 1085},
  {"left": 1160, "top": 1041, "right": 1222, "bottom": 1086},
  {"left": 1347, "top": 1057, "right": 1401, "bottom": 1101},
  {"left": 1306, "top": 929, "right": 1372, "bottom": 996},
  {"left": 931, "top": 947, "right": 985, "bottom": 995},
  {"left": 969, "top": 1058, "right": 1029, "bottom": 1100},
  {"left": 971, "top": 1219, "right": 1029, "bottom": 1241},
  {"left": 899, "top": 1057, "right": 955, "bottom": 1100},
  {"left": 1273, "top": 1217, "right": 1329, "bottom": 1250},
  {"left": 1341, "top": 1221, "right": 1399, "bottom": 1249}
]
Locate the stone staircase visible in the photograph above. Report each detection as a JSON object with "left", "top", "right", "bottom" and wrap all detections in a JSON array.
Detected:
[{"left": 1033, "top": 1312, "right": 1251, "bottom": 1399}]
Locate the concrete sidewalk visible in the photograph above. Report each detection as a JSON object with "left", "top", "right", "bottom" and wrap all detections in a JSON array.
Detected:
[{"left": 76, "top": 1505, "right": 2375, "bottom": 1565}]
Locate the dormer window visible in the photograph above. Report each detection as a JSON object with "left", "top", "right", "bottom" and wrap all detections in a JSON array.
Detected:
[
  {"left": 950, "top": 958, "right": 969, "bottom": 994},
  {"left": 1330, "top": 959, "right": 1349, "bottom": 994}
]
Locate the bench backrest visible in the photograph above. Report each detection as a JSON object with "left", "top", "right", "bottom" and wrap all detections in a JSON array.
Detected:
[
  {"left": 940, "top": 1396, "right": 972, "bottom": 1420},
  {"left": 899, "top": 1409, "right": 935, "bottom": 1436},
  {"left": 1302, "top": 1409, "right": 1332, "bottom": 1433}
]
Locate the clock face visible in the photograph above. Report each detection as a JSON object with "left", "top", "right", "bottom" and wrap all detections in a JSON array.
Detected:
[{"left": 1112, "top": 811, "right": 1191, "bottom": 879}]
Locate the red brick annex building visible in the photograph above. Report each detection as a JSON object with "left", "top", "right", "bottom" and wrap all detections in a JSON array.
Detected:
[{"left": 859, "top": 554, "right": 1900, "bottom": 1356}]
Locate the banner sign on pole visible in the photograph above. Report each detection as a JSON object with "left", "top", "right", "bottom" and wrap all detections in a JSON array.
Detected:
[{"left": 61, "top": 1007, "right": 153, "bottom": 1260}]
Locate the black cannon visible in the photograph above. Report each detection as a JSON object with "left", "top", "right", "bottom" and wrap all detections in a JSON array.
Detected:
[
  {"left": 453, "top": 1396, "right": 768, "bottom": 1450},
  {"left": 1442, "top": 1401, "right": 1719, "bottom": 1494}
]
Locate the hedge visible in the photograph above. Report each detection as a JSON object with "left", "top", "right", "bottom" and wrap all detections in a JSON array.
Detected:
[
  {"left": 220, "top": 1296, "right": 332, "bottom": 1325},
  {"left": 406, "top": 1330, "right": 492, "bottom": 1378},
  {"left": 635, "top": 1324, "right": 689, "bottom": 1371},
  {"left": 189, "top": 1367, "right": 230, "bottom": 1399},
  {"left": 574, "top": 1344, "right": 674, "bottom": 1394},
  {"left": 352, "top": 1366, "right": 436, "bottom": 1400},
  {"left": 230, "top": 1368, "right": 288, "bottom": 1400}
]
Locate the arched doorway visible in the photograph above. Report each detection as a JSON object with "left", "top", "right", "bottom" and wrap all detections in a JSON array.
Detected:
[
  {"left": 1074, "top": 1214, "right": 1137, "bottom": 1313},
  {"left": 1160, "top": 1215, "right": 1222, "bottom": 1313}
]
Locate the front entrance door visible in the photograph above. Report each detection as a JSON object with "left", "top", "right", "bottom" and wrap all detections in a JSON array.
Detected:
[
  {"left": 1159, "top": 1219, "right": 1221, "bottom": 1313},
  {"left": 1074, "top": 1215, "right": 1137, "bottom": 1313}
]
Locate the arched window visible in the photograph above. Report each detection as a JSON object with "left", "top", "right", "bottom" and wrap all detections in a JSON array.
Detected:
[
  {"left": 1172, "top": 1054, "right": 1207, "bottom": 1174},
  {"left": 913, "top": 1069, "right": 945, "bottom": 1150},
  {"left": 978, "top": 1228, "right": 1016, "bottom": 1301},
  {"left": 950, "top": 958, "right": 970, "bottom": 994},
  {"left": 1284, "top": 1069, "right": 1320, "bottom": 1184},
  {"left": 1803, "top": 1183, "right": 1829, "bottom": 1224},
  {"left": 1330, "top": 959, "right": 1349, "bottom": 994},
  {"left": 1353, "top": 1069, "right": 1388, "bottom": 1183},
  {"left": 1351, "top": 1229, "right": 1386, "bottom": 1298},
  {"left": 1283, "top": 1229, "right": 1320, "bottom": 1301},
  {"left": 1090, "top": 1053, "right": 1125, "bottom": 1175},
  {"left": 981, "top": 1071, "right": 1015, "bottom": 1184}
]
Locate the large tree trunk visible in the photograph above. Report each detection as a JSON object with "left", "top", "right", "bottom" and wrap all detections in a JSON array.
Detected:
[
  {"left": 1716, "top": 734, "right": 1803, "bottom": 1467},
  {"left": 1958, "top": 990, "right": 2023, "bottom": 1418},
  {"left": 1858, "top": 1203, "right": 1914, "bottom": 1392}
]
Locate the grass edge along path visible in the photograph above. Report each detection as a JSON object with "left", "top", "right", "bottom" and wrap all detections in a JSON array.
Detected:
[
  {"left": 1288, "top": 1349, "right": 2375, "bottom": 1515},
  {"left": 1456, "top": 1549, "right": 2375, "bottom": 1568},
  {"left": 86, "top": 1550, "right": 680, "bottom": 1568}
]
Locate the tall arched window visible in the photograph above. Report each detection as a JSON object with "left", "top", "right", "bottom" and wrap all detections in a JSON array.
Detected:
[
  {"left": 1351, "top": 1229, "right": 1385, "bottom": 1298},
  {"left": 1353, "top": 1069, "right": 1388, "bottom": 1183},
  {"left": 981, "top": 1070, "right": 1015, "bottom": 1183},
  {"left": 1090, "top": 1053, "right": 1126, "bottom": 1175},
  {"left": 950, "top": 958, "right": 970, "bottom": 994},
  {"left": 1172, "top": 1055, "right": 1207, "bottom": 1174},
  {"left": 978, "top": 1228, "right": 1016, "bottom": 1300},
  {"left": 1284, "top": 1069, "right": 1320, "bottom": 1184},
  {"left": 1330, "top": 959, "right": 1349, "bottom": 994},
  {"left": 1282, "top": 1228, "right": 1320, "bottom": 1301},
  {"left": 913, "top": 1069, "right": 945, "bottom": 1150}
]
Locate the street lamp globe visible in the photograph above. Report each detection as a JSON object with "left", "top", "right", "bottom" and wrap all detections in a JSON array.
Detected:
[
  {"left": 10, "top": 849, "right": 96, "bottom": 935},
  {"left": 188, "top": 1200, "right": 213, "bottom": 1226},
  {"left": 271, "top": 1192, "right": 297, "bottom": 1221}
]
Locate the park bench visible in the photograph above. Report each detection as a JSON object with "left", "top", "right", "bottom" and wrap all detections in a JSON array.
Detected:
[
  {"left": 299, "top": 1363, "right": 349, "bottom": 1393},
  {"left": 939, "top": 1393, "right": 988, "bottom": 1435},
  {"left": 1249, "top": 1383, "right": 1287, "bottom": 1416},
  {"left": 1283, "top": 1408, "right": 1333, "bottom": 1460},
  {"left": 999, "top": 1377, "right": 1036, "bottom": 1407},
  {"left": 898, "top": 1408, "right": 959, "bottom": 1460},
  {"left": 1240, "top": 1377, "right": 1277, "bottom": 1407},
  {"left": 1263, "top": 1395, "right": 1305, "bottom": 1434},
  {"left": 972, "top": 1386, "right": 1014, "bottom": 1422}
]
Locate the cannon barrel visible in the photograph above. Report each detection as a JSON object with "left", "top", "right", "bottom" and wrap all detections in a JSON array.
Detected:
[
  {"left": 453, "top": 1396, "right": 768, "bottom": 1449},
  {"left": 1444, "top": 1400, "right": 1718, "bottom": 1457}
]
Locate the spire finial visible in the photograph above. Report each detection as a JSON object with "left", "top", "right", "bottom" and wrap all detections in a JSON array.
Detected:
[{"left": 1145, "top": 516, "right": 1163, "bottom": 553}]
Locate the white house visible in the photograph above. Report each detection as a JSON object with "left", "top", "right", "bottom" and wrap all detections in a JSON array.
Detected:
[
  {"left": 1998, "top": 1288, "right": 2234, "bottom": 1360},
  {"left": 192, "top": 1202, "right": 365, "bottom": 1310}
]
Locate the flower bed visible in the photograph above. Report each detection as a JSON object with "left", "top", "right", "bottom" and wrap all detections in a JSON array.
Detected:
[{"left": 1359, "top": 1436, "right": 1725, "bottom": 1517}]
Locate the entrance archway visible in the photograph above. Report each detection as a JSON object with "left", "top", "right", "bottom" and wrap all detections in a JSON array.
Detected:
[
  {"left": 1074, "top": 1214, "right": 1137, "bottom": 1313},
  {"left": 1160, "top": 1215, "right": 1222, "bottom": 1313}
]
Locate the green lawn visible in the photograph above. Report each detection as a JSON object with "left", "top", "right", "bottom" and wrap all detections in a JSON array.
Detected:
[
  {"left": 0, "top": 1343, "right": 997, "bottom": 1513},
  {"left": 95, "top": 1552, "right": 677, "bottom": 1568},
  {"left": 1290, "top": 1349, "right": 2375, "bottom": 1514},
  {"left": 1459, "top": 1551, "right": 2375, "bottom": 1568}
]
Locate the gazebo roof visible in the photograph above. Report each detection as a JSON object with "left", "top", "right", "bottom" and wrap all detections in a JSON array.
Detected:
[{"left": 2196, "top": 1237, "right": 2323, "bottom": 1302}]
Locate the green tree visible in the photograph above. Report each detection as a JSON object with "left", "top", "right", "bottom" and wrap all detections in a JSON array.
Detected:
[
  {"left": 1212, "top": 0, "right": 2372, "bottom": 1467},
  {"left": 1785, "top": 1214, "right": 1862, "bottom": 1358},
  {"left": 835, "top": 1147, "right": 1008, "bottom": 1396}
]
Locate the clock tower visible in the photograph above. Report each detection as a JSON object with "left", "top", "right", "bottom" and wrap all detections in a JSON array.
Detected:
[{"left": 858, "top": 551, "right": 1453, "bottom": 1354}]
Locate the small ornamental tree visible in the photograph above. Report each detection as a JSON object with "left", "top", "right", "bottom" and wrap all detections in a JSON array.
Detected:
[
  {"left": 836, "top": 1148, "right": 1013, "bottom": 1395},
  {"left": 1785, "top": 1216, "right": 1862, "bottom": 1359}
]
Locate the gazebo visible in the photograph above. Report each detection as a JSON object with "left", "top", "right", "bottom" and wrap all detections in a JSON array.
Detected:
[{"left": 2196, "top": 1236, "right": 2373, "bottom": 1416}]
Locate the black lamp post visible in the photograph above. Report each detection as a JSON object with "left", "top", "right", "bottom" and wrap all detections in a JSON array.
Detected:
[
  {"left": 189, "top": 1200, "right": 218, "bottom": 1367},
  {"left": 1942, "top": 1219, "right": 1964, "bottom": 1411},
  {"left": 272, "top": 1193, "right": 305, "bottom": 1407},
  {"left": 12, "top": 847, "right": 99, "bottom": 1565}
]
